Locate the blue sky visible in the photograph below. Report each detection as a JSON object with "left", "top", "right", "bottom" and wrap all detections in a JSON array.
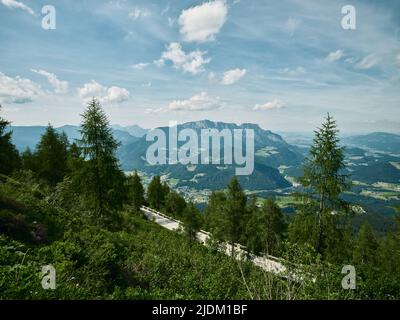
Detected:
[{"left": 1, "top": 0, "right": 400, "bottom": 133}]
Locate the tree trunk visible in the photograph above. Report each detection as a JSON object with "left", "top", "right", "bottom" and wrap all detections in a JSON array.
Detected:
[{"left": 316, "top": 192, "right": 325, "bottom": 254}]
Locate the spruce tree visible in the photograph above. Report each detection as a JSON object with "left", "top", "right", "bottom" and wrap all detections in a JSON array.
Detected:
[
  {"left": 165, "top": 190, "right": 187, "bottom": 219},
  {"left": 182, "top": 202, "right": 201, "bottom": 242},
  {"left": 353, "top": 223, "right": 379, "bottom": 267},
  {"left": 127, "top": 170, "right": 145, "bottom": 212},
  {"left": 0, "top": 107, "right": 21, "bottom": 175},
  {"left": 77, "top": 98, "right": 127, "bottom": 217},
  {"left": 147, "top": 176, "right": 166, "bottom": 210},
  {"left": 204, "top": 190, "right": 228, "bottom": 240},
  {"left": 21, "top": 147, "right": 38, "bottom": 172},
  {"left": 225, "top": 176, "right": 247, "bottom": 257},
  {"left": 246, "top": 198, "right": 285, "bottom": 255},
  {"left": 35, "top": 125, "right": 69, "bottom": 185}
]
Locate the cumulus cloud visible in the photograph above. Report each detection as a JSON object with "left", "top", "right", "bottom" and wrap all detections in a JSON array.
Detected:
[
  {"left": 355, "top": 54, "right": 378, "bottom": 69},
  {"left": 179, "top": 0, "right": 228, "bottom": 43},
  {"left": 221, "top": 68, "right": 247, "bottom": 85},
  {"left": 253, "top": 98, "right": 286, "bottom": 111},
  {"left": 78, "top": 80, "right": 130, "bottom": 104},
  {"left": 1, "top": 0, "right": 34, "bottom": 15},
  {"left": 325, "top": 50, "right": 344, "bottom": 63},
  {"left": 0, "top": 72, "right": 43, "bottom": 104},
  {"left": 129, "top": 7, "right": 150, "bottom": 20},
  {"left": 31, "top": 69, "right": 69, "bottom": 94},
  {"left": 158, "top": 42, "right": 210, "bottom": 75},
  {"left": 281, "top": 66, "right": 305, "bottom": 76}
]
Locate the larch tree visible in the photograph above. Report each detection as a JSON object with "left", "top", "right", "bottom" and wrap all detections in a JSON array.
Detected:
[
  {"left": 292, "top": 114, "right": 349, "bottom": 254},
  {"left": 77, "top": 98, "right": 127, "bottom": 218}
]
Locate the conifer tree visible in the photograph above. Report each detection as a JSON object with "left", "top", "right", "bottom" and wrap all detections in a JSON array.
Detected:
[
  {"left": 291, "top": 114, "right": 349, "bottom": 254},
  {"left": 353, "top": 223, "right": 379, "bottom": 267},
  {"left": 182, "top": 202, "right": 201, "bottom": 242},
  {"left": 35, "top": 124, "right": 69, "bottom": 185},
  {"left": 0, "top": 107, "right": 21, "bottom": 175},
  {"left": 246, "top": 198, "right": 285, "bottom": 255},
  {"left": 21, "top": 147, "right": 38, "bottom": 172},
  {"left": 127, "top": 170, "right": 145, "bottom": 212},
  {"left": 77, "top": 98, "right": 127, "bottom": 217},
  {"left": 225, "top": 176, "right": 247, "bottom": 257},
  {"left": 165, "top": 190, "right": 187, "bottom": 219},
  {"left": 204, "top": 190, "right": 228, "bottom": 240},
  {"left": 147, "top": 176, "right": 168, "bottom": 210}
]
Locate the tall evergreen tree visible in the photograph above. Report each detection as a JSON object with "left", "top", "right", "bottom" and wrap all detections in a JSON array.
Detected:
[
  {"left": 182, "top": 202, "right": 201, "bottom": 242},
  {"left": 353, "top": 223, "right": 379, "bottom": 267},
  {"left": 147, "top": 176, "right": 167, "bottom": 210},
  {"left": 77, "top": 98, "right": 127, "bottom": 217},
  {"left": 246, "top": 199, "right": 285, "bottom": 255},
  {"left": 291, "top": 114, "right": 349, "bottom": 254},
  {"left": 127, "top": 170, "right": 145, "bottom": 212},
  {"left": 21, "top": 147, "right": 38, "bottom": 172},
  {"left": 0, "top": 107, "right": 21, "bottom": 175},
  {"left": 225, "top": 176, "right": 247, "bottom": 257},
  {"left": 35, "top": 125, "right": 69, "bottom": 185},
  {"left": 204, "top": 190, "right": 228, "bottom": 240},
  {"left": 165, "top": 190, "right": 187, "bottom": 219}
]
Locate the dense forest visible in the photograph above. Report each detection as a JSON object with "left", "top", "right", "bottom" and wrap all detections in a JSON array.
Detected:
[{"left": 0, "top": 99, "right": 399, "bottom": 299}]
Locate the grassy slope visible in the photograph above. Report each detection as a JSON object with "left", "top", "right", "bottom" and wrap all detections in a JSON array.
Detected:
[{"left": 1, "top": 174, "right": 279, "bottom": 299}]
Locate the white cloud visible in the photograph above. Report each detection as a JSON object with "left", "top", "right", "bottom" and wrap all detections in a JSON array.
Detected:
[
  {"left": 78, "top": 80, "right": 130, "bottom": 104},
  {"left": 355, "top": 54, "right": 378, "bottom": 69},
  {"left": 104, "top": 86, "right": 130, "bottom": 104},
  {"left": 396, "top": 53, "right": 400, "bottom": 68},
  {"left": 145, "top": 107, "right": 164, "bottom": 114},
  {"left": 1, "top": 0, "right": 34, "bottom": 15},
  {"left": 281, "top": 66, "right": 306, "bottom": 76},
  {"left": 158, "top": 42, "right": 210, "bottom": 75},
  {"left": 253, "top": 98, "right": 286, "bottom": 111},
  {"left": 345, "top": 57, "right": 357, "bottom": 64},
  {"left": 167, "top": 92, "right": 222, "bottom": 112},
  {"left": 132, "top": 63, "right": 150, "bottom": 70},
  {"left": 221, "top": 68, "right": 247, "bottom": 85},
  {"left": 168, "top": 17, "right": 175, "bottom": 28},
  {"left": 325, "top": 50, "right": 344, "bottom": 62},
  {"left": 179, "top": 0, "right": 228, "bottom": 43},
  {"left": 31, "top": 69, "right": 69, "bottom": 94},
  {"left": 0, "top": 72, "right": 43, "bottom": 104},
  {"left": 285, "top": 18, "right": 301, "bottom": 37},
  {"left": 129, "top": 7, "right": 150, "bottom": 20}
]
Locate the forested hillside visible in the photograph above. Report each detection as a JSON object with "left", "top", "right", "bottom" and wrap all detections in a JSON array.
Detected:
[{"left": 1, "top": 101, "right": 399, "bottom": 300}]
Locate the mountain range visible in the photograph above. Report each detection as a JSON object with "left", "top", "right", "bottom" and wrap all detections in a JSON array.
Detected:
[
  {"left": 8, "top": 121, "right": 400, "bottom": 215},
  {"left": 9, "top": 124, "right": 147, "bottom": 152}
]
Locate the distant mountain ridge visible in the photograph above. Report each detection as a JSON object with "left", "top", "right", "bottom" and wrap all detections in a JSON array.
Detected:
[
  {"left": 111, "top": 124, "right": 148, "bottom": 138},
  {"left": 343, "top": 132, "right": 400, "bottom": 154},
  {"left": 8, "top": 121, "right": 400, "bottom": 193},
  {"left": 117, "top": 120, "right": 304, "bottom": 191},
  {"left": 9, "top": 125, "right": 145, "bottom": 151}
]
